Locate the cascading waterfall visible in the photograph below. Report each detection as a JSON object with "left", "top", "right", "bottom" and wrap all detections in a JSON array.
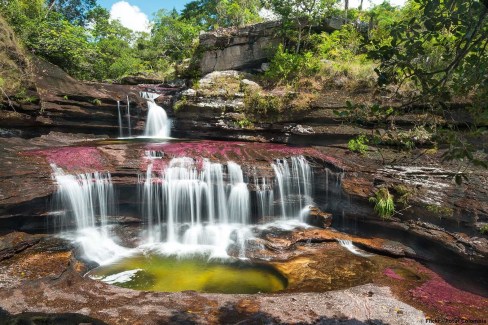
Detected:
[
  {"left": 337, "top": 239, "right": 374, "bottom": 257},
  {"left": 52, "top": 154, "right": 327, "bottom": 262},
  {"left": 51, "top": 164, "right": 127, "bottom": 264},
  {"left": 117, "top": 101, "right": 123, "bottom": 138},
  {"left": 255, "top": 177, "right": 274, "bottom": 220},
  {"left": 272, "top": 156, "right": 313, "bottom": 219},
  {"left": 140, "top": 158, "right": 251, "bottom": 257},
  {"left": 126, "top": 96, "right": 132, "bottom": 137},
  {"left": 142, "top": 92, "right": 170, "bottom": 138}
]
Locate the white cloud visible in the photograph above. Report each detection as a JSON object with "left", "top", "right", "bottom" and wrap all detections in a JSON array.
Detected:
[{"left": 110, "top": 1, "right": 150, "bottom": 33}]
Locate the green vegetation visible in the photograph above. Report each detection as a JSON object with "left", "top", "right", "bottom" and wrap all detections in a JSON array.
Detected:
[
  {"left": 348, "top": 134, "right": 369, "bottom": 154},
  {"left": 369, "top": 187, "right": 395, "bottom": 220},
  {"left": 480, "top": 225, "right": 488, "bottom": 235},
  {"left": 392, "top": 184, "right": 414, "bottom": 207},
  {"left": 426, "top": 204, "right": 454, "bottom": 219}
]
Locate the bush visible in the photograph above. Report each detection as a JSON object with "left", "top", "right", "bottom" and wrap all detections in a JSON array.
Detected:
[
  {"left": 264, "top": 44, "right": 320, "bottom": 84},
  {"left": 243, "top": 91, "right": 285, "bottom": 119},
  {"left": 348, "top": 134, "right": 369, "bottom": 154},
  {"left": 313, "top": 25, "right": 363, "bottom": 62},
  {"left": 108, "top": 55, "right": 144, "bottom": 81},
  {"left": 369, "top": 188, "right": 395, "bottom": 220}
]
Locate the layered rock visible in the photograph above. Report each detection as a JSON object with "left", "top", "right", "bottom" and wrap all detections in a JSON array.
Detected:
[{"left": 197, "top": 21, "right": 282, "bottom": 75}]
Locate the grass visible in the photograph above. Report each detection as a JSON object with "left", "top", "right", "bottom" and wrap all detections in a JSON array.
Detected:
[
  {"left": 426, "top": 204, "right": 454, "bottom": 219},
  {"left": 369, "top": 187, "right": 395, "bottom": 220}
]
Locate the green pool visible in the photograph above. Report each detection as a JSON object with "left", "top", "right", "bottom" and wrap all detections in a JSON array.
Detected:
[{"left": 87, "top": 254, "right": 287, "bottom": 294}]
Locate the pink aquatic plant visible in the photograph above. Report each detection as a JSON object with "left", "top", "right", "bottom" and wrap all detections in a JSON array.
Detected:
[
  {"left": 27, "top": 147, "right": 104, "bottom": 172},
  {"left": 143, "top": 140, "right": 344, "bottom": 170},
  {"left": 384, "top": 268, "right": 404, "bottom": 280},
  {"left": 408, "top": 262, "right": 488, "bottom": 318}
]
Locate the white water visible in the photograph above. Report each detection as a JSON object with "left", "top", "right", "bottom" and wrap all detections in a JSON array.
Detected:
[
  {"left": 143, "top": 92, "right": 170, "bottom": 138},
  {"left": 117, "top": 101, "right": 123, "bottom": 138},
  {"left": 255, "top": 177, "right": 274, "bottom": 220},
  {"left": 337, "top": 239, "right": 374, "bottom": 257},
  {"left": 51, "top": 165, "right": 129, "bottom": 265},
  {"left": 126, "top": 96, "right": 132, "bottom": 137},
  {"left": 140, "top": 158, "right": 251, "bottom": 258},
  {"left": 272, "top": 156, "right": 313, "bottom": 219},
  {"left": 53, "top": 155, "right": 333, "bottom": 263}
]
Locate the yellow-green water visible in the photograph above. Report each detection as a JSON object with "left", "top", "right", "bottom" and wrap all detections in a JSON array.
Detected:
[{"left": 87, "top": 254, "right": 287, "bottom": 294}]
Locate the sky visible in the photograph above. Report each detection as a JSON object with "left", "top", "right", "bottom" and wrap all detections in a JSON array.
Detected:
[{"left": 99, "top": 0, "right": 407, "bottom": 33}]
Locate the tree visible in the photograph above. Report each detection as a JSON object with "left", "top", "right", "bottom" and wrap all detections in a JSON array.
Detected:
[
  {"left": 46, "top": 0, "right": 97, "bottom": 25},
  {"left": 369, "top": 0, "right": 488, "bottom": 168},
  {"left": 151, "top": 9, "right": 200, "bottom": 62},
  {"left": 216, "top": 0, "right": 262, "bottom": 27},
  {"left": 265, "top": 0, "right": 338, "bottom": 53},
  {"left": 181, "top": 0, "right": 262, "bottom": 29},
  {"left": 371, "top": 0, "right": 488, "bottom": 101}
]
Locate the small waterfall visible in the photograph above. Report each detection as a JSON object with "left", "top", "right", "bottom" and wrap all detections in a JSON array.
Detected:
[
  {"left": 51, "top": 164, "right": 115, "bottom": 230},
  {"left": 140, "top": 158, "right": 251, "bottom": 257},
  {"left": 51, "top": 165, "right": 127, "bottom": 264},
  {"left": 117, "top": 101, "right": 123, "bottom": 138},
  {"left": 144, "top": 101, "right": 170, "bottom": 138},
  {"left": 255, "top": 177, "right": 274, "bottom": 220},
  {"left": 126, "top": 96, "right": 132, "bottom": 137},
  {"left": 141, "top": 91, "right": 170, "bottom": 138},
  {"left": 272, "top": 156, "right": 313, "bottom": 219},
  {"left": 227, "top": 162, "right": 250, "bottom": 224},
  {"left": 337, "top": 239, "right": 374, "bottom": 257}
]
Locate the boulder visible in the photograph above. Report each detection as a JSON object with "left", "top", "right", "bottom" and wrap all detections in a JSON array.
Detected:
[
  {"left": 304, "top": 206, "right": 333, "bottom": 228},
  {"left": 197, "top": 21, "right": 282, "bottom": 75}
]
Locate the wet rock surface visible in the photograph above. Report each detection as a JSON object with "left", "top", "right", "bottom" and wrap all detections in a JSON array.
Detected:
[{"left": 0, "top": 229, "right": 432, "bottom": 325}]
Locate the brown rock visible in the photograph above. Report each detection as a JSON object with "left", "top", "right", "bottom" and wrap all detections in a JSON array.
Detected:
[{"left": 304, "top": 206, "right": 332, "bottom": 228}]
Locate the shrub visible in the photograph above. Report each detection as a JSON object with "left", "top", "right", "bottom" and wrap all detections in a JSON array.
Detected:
[
  {"left": 348, "top": 134, "right": 369, "bottom": 154},
  {"left": 243, "top": 91, "right": 285, "bottom": 119},
  {"left": 264, "top": 44, "right": 320, "bottom": 84},
  {"left": 426, "top": 204, "right": 454, "bottom": 219},
  {"left": 369, "top": 187, "right": 395, "bottom": 220},
  {"left": 480, "top": 225, "right": 488, "bottom": 235}
]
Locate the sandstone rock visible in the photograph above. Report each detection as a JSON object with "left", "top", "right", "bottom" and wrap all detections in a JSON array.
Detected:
[
  {"left": 0, "top": 232, "right": 44, "bottom": 261},
  {"left": 304, "top": 206, "right": 333, "bottom": 228},
  {"left": 197, "top": 21, "right": 282, "bottom": 74},
  {"left": 181, "top": 88, "right": 197, "bottom": 97},
  {"left": 240, "top": 79, "right": 261, "bottom": 92}
]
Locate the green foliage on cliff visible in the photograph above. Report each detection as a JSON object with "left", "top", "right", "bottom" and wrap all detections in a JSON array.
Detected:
[
  {"left": 181, "top": 0, "right": 262, "bottom": 29},
  {"left": 369, "top": 188, "right": 395, "bottom": 220}
]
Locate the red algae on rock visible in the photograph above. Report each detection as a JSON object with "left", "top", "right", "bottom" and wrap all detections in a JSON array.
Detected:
[
  {"left": 384, "top": 268, "right": 404, "bottom": 280},
  {"left": 27, "top": 147, "right": 105, "bottom": 172},
  {"left": 408, "top": 263, "right": 488, "bottom": 319},
  {"left": 143, "top": 140, "right": 343, "bottom": 170}
]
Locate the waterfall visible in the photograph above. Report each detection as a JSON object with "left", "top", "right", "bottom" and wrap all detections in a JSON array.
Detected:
[
  {"left": 272, "top": 156, "right": 313, "bottom": 219},
  {"left": 337, "top": 239, "right": 374, "bottom": 257},
  {"left": 255, "top": 177, "right": 274, "bottom": 220},
  {"left": 126, "top": 96, "right": 132, "bottom": 137},
  {"left": 141, "top": 91, "right": 170, "bottom": 138},
  {"left": 51, "top": 165, "right": 127, "bottom": 264},
  {"left": 117, "top": 101, "right": 123, "bottom": 138},
  {"left": 140, "top": 158, "right": 251, "bottom": 257},
  {"left": 50, "top": 154, "right": 319, "bottom": 261},
  {"left": 144, "top": 101, "right": 170, "bottom": 138},
  {"left": 51, "top": 164, "right": 115, "bottom": 230}
]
